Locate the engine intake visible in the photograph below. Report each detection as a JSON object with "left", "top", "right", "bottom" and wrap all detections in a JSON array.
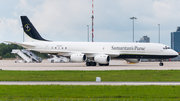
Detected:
[
  {"left": 70, "top": 54, "right": 87, "bottom": 62},
  {"left": 94, "top": 55, "right": 110, "bottom": 64}
]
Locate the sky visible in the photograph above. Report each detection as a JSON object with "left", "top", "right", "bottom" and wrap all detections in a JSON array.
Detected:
[{"left": 0, "top": 0, "right": 180, "bottom": 46}]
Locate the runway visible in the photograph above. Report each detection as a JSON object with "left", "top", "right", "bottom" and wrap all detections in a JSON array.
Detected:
[
  {"left": 1, "top": 81, "right": 180, "bottom": 85},
  {"left": 0, "top": 60, "right": 180, "bottom": 70}
]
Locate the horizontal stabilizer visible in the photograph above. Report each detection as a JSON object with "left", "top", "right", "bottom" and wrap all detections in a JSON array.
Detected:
[{"left": 4, "top": 41, "right": 35, "bottom": 48}]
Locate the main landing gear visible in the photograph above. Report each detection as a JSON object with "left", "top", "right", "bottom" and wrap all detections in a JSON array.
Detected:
[
  {"left": 99, "top": 63, "right": 109, "bottom": 66},
  {"left": 159, "top": 59, "right": 164, "bottom": 66},
  {"left": 86, "top": 62, "right": 97, "bottom": 66},
  {"left": 86, "top": 62, "right": 109, "bottom": 66}
]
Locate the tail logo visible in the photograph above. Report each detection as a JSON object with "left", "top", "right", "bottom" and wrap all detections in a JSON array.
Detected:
[{"left": 24, "top": 24, "right": 31, "bottom": 32}]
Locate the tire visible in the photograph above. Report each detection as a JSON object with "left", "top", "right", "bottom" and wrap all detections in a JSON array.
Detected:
[
  {"left": 99, "top": 63, "right": 109, "bottom": 66},
  {"left": 105, "top": 63, "right": 109, "bottom": 66},
  {"left": 86, "top": 62, "right": 91, "bottom": 66},
  {"left": 159, "top": 63, "right": 163, "bottom": 66},
  {"left": 51, "top": 60, "right": 54, "bottom": 63},
  {"left": 92, "top": 62, "right": 97, "bottom": 66},
  {"left": 99, "top": 63, "right": 103, "bottom": 66}
]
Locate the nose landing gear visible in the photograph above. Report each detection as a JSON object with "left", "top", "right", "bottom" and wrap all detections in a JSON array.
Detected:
[{"left": 159, "top": 59, "right": 164, "bottom": 66}]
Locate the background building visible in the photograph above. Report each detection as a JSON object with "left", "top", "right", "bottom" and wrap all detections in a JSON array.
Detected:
[
  {"left": 171, "top": 27, "right": 180, "bottom": 53},
  {"left": 170, "top": 27, "right": 180, "bottom": 61},
  {"left": 136, "top": 36, "right": 150, "bottom": 43}
]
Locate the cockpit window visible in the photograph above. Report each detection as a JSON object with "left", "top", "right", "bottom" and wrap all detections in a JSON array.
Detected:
[{"left": 163, "top": 46, "right": 171, "bottom": 49}]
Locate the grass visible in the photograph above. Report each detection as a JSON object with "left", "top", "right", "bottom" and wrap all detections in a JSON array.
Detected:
[
  {"left": 0, "top": 85, "right": 180, "bottom": 100},
  {"left": 0, "top": 70, "right": 180, "bottom": 100},
  {"left": 0, "top": 70, "right": 180, "bottom": 81}
]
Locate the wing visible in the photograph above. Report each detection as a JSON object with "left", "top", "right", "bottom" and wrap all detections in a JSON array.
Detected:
[
  {"left": 4, "top": 41, "right": 35, "bottom": 48},
  {"left": 4, "top": 41, "right": 120, "bottom": 57},
  {"left": 32, "top": 49, "right": 120, "bottom": 57}
]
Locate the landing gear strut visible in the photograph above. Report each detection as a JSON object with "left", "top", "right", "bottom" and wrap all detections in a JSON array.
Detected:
[{"left": 159, "top": 59, "right": 164, "bottom": 66}]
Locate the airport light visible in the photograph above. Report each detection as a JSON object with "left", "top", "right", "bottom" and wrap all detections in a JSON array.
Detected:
[
  {"left": 130, "top": 17, "right": 137, "bottom": 42},
  {"left": 87, "top": 25, "right": 89, "bottom": 42},
  {"left": 158, "top": 24, "right": 160, "bottom": 43}
]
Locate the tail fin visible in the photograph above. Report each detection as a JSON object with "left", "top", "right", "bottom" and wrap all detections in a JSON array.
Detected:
[{"left": 21, "top": 16, "right": 48, "bottom": 42}]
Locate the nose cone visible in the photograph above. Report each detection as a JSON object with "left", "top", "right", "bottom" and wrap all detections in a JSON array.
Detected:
[{"left": 171, "top": 49, "right": 179, "bottom": 57}]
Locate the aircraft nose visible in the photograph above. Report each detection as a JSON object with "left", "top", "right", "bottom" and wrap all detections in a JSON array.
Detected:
[{"left": 172, "top": 49, "right": 179, "bottom": 56}]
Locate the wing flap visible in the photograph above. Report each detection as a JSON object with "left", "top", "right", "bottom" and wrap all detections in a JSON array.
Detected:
[{"left": 82, "top": 52, "right": 120, "bottom": 57}]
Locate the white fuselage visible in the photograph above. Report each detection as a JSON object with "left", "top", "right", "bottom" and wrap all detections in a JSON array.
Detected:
[{"left": 22, "top": 41, "right": 178, "bottom": 59}]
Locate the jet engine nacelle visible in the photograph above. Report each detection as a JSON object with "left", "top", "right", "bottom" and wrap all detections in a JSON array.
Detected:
[
  {"left": 70, "top": 54, "right": 87, "bottom": 62},
  {"left": 125, "top": 59, "right": 140, "bottom": 63},
  {"left": 94, "top": 55, "right": 110, "bottom": 64}
]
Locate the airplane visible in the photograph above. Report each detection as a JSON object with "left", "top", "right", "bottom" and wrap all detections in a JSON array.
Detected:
[{"left": 5, "top": 16, "right": 178, "bottom": 66}]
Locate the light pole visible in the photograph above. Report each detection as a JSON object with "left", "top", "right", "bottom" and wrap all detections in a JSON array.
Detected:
[
  {"left": 158, "top": 24, "right": 160, "bottom": 43},
  {"left": 87, "top": 25, "right": 89, "bottom": 42},
  {"left": 130, "top": 17, "right": 137, "bottom": 42}
]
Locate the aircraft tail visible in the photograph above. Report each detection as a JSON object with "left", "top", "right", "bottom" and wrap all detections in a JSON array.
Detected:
[{"left": 21, "top": 16, "right": 48, "bottom": 42}]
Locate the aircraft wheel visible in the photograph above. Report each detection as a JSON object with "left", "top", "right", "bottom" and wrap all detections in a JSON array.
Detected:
[
  {"left": 105, "top": 63, "right": 109, "bottom": 66},
  {"left": 99, "top": 63, "right": 109, "bottom": 66},
  {"left": 92, "top": 62, "right": 97, "bottom": 66},
  {"left": 159, "top": 63, "right": 163, "bottom": 66},
  {"left": 99, "top": 63, "right": 103, "bottom": 66},
  {"left": 51, "top": 60, "right": 54, "bottom": 63},
  {"left": 86, "top": 62, "right": 97, "bottom": 66},
  {"left": 86, "top": 62, "right": 91, "bottom": 66}
]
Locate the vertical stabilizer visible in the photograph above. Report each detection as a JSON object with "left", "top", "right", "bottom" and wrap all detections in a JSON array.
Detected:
[{"left": 21, "top": 16, "right": 48, "bottom": 42}]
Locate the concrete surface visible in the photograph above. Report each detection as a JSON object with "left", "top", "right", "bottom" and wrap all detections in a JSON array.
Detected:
[
  {"left": 0, "top": 59, "right": 179, "bottom": 70},
  {"left": 1, "top": 81, "right": 180, "bottom": 85}
]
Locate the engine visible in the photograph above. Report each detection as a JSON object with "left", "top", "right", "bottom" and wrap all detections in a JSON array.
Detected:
[
  {"left": 70, "top": 54, "right": 87, "bottom": 62},
  {"left": 125, "top": 59, "right": 140, "bottom": 63},
  {"left": 94, "top": 55, "right": 110, "bottom": 64}
]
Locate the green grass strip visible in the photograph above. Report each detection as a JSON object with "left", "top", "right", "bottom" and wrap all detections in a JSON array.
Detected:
[
  {"left": 0, "top": 70, "right": 180, "bottom": 81},
  {"left": 0, "top": 85, "right": 180, "bottom": 100}
]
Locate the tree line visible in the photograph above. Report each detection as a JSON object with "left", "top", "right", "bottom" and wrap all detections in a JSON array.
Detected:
[{"left": 0, "top": 43, "right": 48, "bottom": 59}]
